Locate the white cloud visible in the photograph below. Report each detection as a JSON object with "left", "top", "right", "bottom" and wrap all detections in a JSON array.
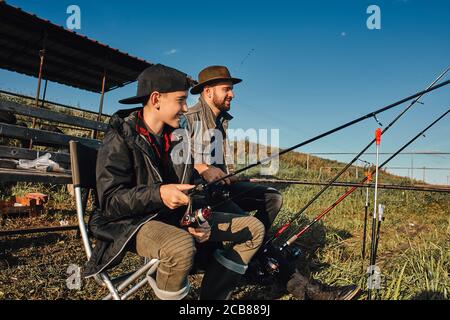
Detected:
[{"left": 164, "top": 48, "right": 179, "bottom": 55}]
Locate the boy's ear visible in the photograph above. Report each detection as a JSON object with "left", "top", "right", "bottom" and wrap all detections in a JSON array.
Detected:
[{"left": 149, "top": 91, "right": 161, "bottom": 109}]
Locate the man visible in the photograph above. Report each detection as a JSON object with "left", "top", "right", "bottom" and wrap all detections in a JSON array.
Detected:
[
  {"left": 83, "top": 64, "right": 265, "bottom": 300},
  {"left": 183, "top": 65, "right": 360, "bottom": 300},
  {"left": 181, "top": 66, "right": 283, "bottom": 231}
]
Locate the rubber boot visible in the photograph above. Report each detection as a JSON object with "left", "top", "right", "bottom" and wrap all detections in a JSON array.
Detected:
[{"left": 200, "top": 250, "right": 246, "bottom": 300}]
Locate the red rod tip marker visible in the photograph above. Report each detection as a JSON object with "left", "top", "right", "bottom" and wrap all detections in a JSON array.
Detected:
[{"left": 375, "top": 128, "right": 382, "bottom": 145}]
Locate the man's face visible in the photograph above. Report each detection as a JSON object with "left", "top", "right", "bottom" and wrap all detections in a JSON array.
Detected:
[
  {"left": 158, "top": 91, "right": 188, "bottom": 128},
  {"left": 210, "top": 81, "right": 235, "bottom": 111}
]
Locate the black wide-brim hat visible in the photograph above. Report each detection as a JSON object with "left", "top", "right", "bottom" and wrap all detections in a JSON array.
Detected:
[
  {"left": 119, "top": 64, "right": 192, "bottom": 105},
  {"left": 190, "top": 65, "right": 242, "bottom": 95}
]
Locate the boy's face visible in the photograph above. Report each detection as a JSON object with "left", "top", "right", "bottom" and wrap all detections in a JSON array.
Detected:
[{"left": 158, "top": 91, "right": 189, "bottom": 128}]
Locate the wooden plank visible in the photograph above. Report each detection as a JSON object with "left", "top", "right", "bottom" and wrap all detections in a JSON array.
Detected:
[
  {"left": 0, "top": 145, "right": 71, "bottom": 164},
  {"left": 0, "top": 167, "right": 72, "bottom": 184},
  {"left": 0, "top": 100, "right": 109, "bottom": 132},
  {"left": 0, "top": 90, "right": 111, "bottom": 118},
  {"left": 0, "top": 225, "right": 79, "bottom": 237},
  {"left": 0, "top": 158, "right": 17, "bottom": 169},
  {"left": 0, "top": 123, "right": 102, "bottom": 149}
]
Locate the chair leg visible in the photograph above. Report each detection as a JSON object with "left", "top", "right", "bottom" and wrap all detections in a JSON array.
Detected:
[
  {"left": 74, "top": 187, "right": 92, "bottom": 259},
  {"left": 103, "top": 259, "right": 160, "bottom": 300},
  {"left": 101, "top": 273, "right": 121, "bottom": 300},
  {"left": 120, "top": 278, "right": 149, "bottom": 300}
]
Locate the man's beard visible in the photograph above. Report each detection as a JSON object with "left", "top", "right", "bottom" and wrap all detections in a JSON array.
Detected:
[{"left": 213, "top": 95, "right": 231, "bottom": 111}]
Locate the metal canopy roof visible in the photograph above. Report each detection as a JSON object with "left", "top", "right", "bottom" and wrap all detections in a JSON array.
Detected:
[{"left": 0, "top": 1, "right": 152, "bottom": 93}]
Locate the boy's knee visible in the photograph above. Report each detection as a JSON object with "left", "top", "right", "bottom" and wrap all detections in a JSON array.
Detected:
[{"left": 162, "top": 232, "right": 197, "bottom": 270}]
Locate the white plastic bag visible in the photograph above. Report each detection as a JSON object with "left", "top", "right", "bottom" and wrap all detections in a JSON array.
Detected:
[{"left": 18, "top": 153, "right": 68, "bottom": 172}]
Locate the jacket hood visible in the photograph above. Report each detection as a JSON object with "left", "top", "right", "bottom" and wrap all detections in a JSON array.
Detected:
[{"left": 108, "top": 107, "right": 142, "bottom": 139}]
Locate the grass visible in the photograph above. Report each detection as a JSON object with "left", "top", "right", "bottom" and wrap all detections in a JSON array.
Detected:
[{"left": 1, "top": 149, "right": 448, "bottom": 300}]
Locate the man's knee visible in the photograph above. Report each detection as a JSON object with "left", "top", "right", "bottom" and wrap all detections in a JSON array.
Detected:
[
  {"left": 247, "top": 217, "right": 266, "bottom": 249},
  {"left": 266, "top": 188, "right": 283, "bottom": 212}
]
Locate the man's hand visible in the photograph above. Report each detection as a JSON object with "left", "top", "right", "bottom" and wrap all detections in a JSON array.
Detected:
[
  {"left": 200, "top": 166, "right": 231, "bottom": 185},
  {"left": 160, "top": 184, "right": 194, "bottom": 210},
  {"left": 188, "top": 221, "right": 211, "bottom": 243}
]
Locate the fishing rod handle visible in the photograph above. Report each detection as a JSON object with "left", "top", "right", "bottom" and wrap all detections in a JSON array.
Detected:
[{"left": 187, "top": 183, "right": 205, "bottom": 195}]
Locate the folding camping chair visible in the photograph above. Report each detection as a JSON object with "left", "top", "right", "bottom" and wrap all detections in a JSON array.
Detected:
[{"left": 69, "top": 140, "right": 160, "bottom": 300}]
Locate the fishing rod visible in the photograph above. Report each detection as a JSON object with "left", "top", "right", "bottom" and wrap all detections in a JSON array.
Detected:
[
  {"left": 245, "top": 178, "right": 450, "bottom": 193},
  {"left": 373, "top": 204, "right": 385, "bottom": 300},
  {"left": 259, "top": 68, "right": 450, "bottom": 245},
  {"left": 246, "top": 109, "right": 449, "bottom": 285},
  {"left": 368, "top": 203, "right": 385, "bottom": 300},
  {"left": 189, "top": 77, "right": 450, "bottom": 196},
  {"left": 373, "top": 204, "right": 385, "bottom": 260},
  {"left": 368, "top": 128, "right": 382, "bottom": 300},
  {"left": 362, "top": 172, "right": 371, "bottom": 268},
  {"left": 277, "top": 108, "right": 449, "bottom": 251}
]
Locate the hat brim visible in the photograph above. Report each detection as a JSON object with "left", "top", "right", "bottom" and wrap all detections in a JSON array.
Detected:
[
  {"left": 118, "top": 94, "right": 150, "bottom": 105},
  {"left": 190, "top": 77, "right": 242, "bottom": 95}
]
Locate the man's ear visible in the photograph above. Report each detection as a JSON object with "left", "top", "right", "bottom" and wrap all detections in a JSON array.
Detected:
[
  {"left": 203, "top": 86, "right": 212, "bottom": 99},
  {"left": 149, "top": 91, "right": 161, "bottom": 109}
]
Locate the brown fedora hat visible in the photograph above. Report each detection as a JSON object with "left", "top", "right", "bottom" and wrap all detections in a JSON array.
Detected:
[{"left": 190, "top": 65, "right": 242, "bottom": 95}]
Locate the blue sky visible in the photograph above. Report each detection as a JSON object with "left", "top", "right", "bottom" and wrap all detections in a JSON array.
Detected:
[{"left": 1, "top": 0, "right": 449, "bottom": 184}]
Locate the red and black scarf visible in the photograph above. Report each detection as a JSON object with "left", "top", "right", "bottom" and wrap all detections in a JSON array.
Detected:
[{"left": 135, "top": 109, "right": 172, "bottom": 179}]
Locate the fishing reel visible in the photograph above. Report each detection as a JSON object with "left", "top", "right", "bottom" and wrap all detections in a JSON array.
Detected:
[
  {"left": 180, "top": 205, "right": 212, "bottom": 228},
  {"left": 249, "top": 253, "right": 281, "bottom": 284},
  {"left": 246, "top": 242, "right": 303, "bottom": 285}
]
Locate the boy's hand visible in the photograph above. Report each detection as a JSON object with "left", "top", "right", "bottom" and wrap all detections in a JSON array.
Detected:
[
  {"left": 188, "top": 221, "right": 211, "bottom": 243},
  {"left": 160, "top": 184, "right": 194, "bottom": 210}
]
